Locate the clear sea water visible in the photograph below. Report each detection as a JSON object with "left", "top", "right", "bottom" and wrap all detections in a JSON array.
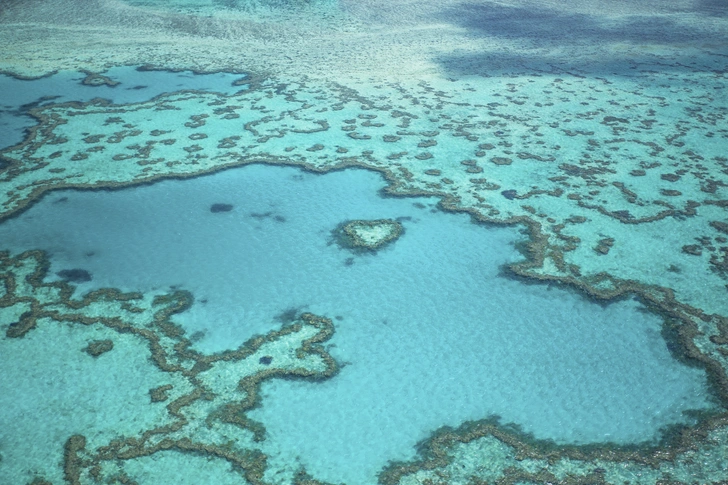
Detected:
[
  {"left": 0, "top": 69, "right": 716, "bottom": 482},
  {"left": 1, "top": 1, "right": 727, "bottom": 482},
  {"left": 0, "top": 67, "right": 245, "bottom": 150}
]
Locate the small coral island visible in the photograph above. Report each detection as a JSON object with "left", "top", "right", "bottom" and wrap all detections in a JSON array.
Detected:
[{"left": 335, "top": 219, "right": 404, "bottom": 252}]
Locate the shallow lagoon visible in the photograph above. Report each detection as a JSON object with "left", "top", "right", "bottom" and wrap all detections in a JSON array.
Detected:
[
  {"left": 0, "top": 162, "right": 715, "bottom": 484},
  {"left": 0, "top": 0, "right": 727, "bottom": 478},
  {"left": 0, "top": 67, "right": 245, "bottom": 150}
]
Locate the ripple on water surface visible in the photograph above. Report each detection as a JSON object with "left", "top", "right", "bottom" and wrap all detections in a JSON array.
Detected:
[{"left": 0, "top": 163, "right": 715, "bottom": 485}]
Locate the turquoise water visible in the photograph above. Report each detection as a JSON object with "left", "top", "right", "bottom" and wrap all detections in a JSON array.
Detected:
[
  {"left": 1, "top": 0, "right": 727, "bottom": 481},
  {"left": 0, "top": 67, "right": 245, "bottom": 149},
  {"left": 122, "top": 0, "right": 338, "bottom": 16},
  {"left": 0, "top": 163, "right": 714, "bottom": 484}
]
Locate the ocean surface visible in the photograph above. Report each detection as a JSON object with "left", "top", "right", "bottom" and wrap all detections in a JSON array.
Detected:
[{"left": 0, "top": 1, "right": 727, "bottom": 484}]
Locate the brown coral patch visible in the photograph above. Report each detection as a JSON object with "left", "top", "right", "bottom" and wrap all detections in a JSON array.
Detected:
[{"left": 83, "top": 339, "right": 114, "bottom": 357}]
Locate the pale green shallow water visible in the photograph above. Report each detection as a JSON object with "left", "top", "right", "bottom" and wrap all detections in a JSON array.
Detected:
[{"left": 1, "top": 1, "right": 728, "bottom": 484}]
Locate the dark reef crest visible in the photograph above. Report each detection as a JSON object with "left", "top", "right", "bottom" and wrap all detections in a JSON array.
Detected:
[
  {"left": 0, "top": 249, "right": 339, "bottom": 485},
  {"left": 2, "top": 199, "right": 727, "bottom": 484},
  {"left": 0, "top": 63, "right": 727, "bottom": 483},
  {"left": 333, "top": 218, "right": 404, "bottom": 253}
]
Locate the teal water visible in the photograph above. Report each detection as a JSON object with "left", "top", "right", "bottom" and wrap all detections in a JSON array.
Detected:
[
  {"left": 0, "top": 67, "right": 245, "bottom": 149},
  {"left": 1, "top": 0, "right": 727, "bottom": 481},
  {"left": 122, "top": 0, "right": 337, "bottom": 15},
  {"left": 0, "top": 163, "right": 715, "bottom": 484}
]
